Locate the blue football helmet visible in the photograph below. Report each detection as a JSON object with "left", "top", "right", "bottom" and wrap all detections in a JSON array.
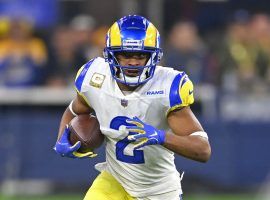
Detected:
[{"left": 103, "top": 15, "right": 163, "bottom": 86}]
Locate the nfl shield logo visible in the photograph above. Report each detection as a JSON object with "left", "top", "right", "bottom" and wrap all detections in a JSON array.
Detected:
[{"left": 121, "top": 99, "right": 128, "bottom": 107}]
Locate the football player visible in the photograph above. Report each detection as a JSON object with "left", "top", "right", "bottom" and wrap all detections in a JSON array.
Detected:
[{"left": 54, "top": 15, "right": 211, "bottom": 200}]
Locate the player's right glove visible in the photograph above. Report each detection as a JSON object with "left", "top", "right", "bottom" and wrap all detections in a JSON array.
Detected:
[{"left": 53, "top": 125, "right": 97, "bottom": 159}]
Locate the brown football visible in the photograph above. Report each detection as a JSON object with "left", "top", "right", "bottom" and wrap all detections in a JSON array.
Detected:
[{"left": 68, "top": 114, "right": 104, "bottom": 153}]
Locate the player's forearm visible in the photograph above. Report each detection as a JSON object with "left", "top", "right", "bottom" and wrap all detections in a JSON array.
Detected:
[
  {"left": 163, "top": 133, "right": 211, "bottom": 162},
  {"left": 57, "top": 107, "right": 76, "bottom": 141},
  {"left": 57, "top": 96, "right": 94, "bottom": 141}
]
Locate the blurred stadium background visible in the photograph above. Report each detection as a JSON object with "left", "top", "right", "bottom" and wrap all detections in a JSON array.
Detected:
[{"left": 0, "top": 0, "right": 270, "bottom": 199}]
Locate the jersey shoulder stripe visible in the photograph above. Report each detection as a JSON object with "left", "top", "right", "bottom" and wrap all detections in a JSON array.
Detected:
[
  {"left": 169, "top": 72, "right": 186, "bottom": 107},
  {"left": 169, "top": 71, "right": 194, "bottom": 110},
  {"left": 75, "top": 59, "right": 95, "bottom": 92}
]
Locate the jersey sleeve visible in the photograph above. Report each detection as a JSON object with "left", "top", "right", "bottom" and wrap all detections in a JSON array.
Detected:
[
  {"left": 74, "top": 59, "right": 95, "bottom": 93},
  {"left": 74, "top": 59, "right": 96, "bottom": 107},
  {"left": 167, "top": 72, "right": 194, "bottom": 113}
]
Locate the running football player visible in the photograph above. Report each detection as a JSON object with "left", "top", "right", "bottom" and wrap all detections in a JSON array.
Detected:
[{"left": 54, "top": 15, "right": 211, "bottom": 200}]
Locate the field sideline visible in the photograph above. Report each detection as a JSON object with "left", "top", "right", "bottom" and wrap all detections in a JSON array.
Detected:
[{"left": 0, "top": 193, "right": 256, "bottom": 200}]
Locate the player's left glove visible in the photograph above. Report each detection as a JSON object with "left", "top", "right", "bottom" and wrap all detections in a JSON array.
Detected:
[{"left": 126, "top": 117, "right": 166, "bottom": 149}]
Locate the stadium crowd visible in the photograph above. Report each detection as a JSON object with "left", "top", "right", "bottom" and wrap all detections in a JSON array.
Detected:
[{"left": 0, "top": 11, "right": 270, "bottom": 95}]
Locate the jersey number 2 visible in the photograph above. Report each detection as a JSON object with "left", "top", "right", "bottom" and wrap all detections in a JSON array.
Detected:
[{"left": 110, "top": 116, "right": 145, "bottom": 164}]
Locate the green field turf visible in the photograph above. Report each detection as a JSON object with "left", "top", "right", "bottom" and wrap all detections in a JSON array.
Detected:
[{"left": 0, "top": 193, "right": 256, "bottom": 200}]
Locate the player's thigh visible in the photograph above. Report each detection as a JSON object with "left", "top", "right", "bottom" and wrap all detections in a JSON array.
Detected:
[{"left": 83, "top": 171, "right": 134, "bottom": 200}]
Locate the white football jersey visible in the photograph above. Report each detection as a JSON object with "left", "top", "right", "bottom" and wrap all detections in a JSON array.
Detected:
[{"left": 75, "top": 57, "right": 194, "bottom": 197}]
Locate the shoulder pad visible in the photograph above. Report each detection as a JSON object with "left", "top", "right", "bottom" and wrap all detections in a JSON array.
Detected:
[{"left": 169, "top": 72, "right": 194, "bottom": 110}]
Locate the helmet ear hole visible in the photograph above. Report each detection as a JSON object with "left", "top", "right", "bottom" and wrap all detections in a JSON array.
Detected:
[
  {"left": 103, "top": 49, "right": 108, "bottom": 59},
  {"left": 157, "top": 50, "right": 163, "bottom": 62}
]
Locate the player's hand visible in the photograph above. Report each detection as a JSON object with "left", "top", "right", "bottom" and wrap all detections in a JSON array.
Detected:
[
  {"left": 126, "top": 117, "right": 166, "bottom": 149},
  {"left": 53, "top": 125, "right": 97, "bottom": 158}
]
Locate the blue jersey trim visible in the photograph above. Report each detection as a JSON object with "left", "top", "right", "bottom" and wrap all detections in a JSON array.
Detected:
[
  {"left": 75, "top": 59, "right": 94, "bottom": 92},
  {"left": 169, "top": 72, "right": 186, "bottom": 107}
]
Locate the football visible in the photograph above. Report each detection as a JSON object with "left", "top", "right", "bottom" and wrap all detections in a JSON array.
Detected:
[{"left": 68, "top": 114, "right": 104, "bottom": 153}]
